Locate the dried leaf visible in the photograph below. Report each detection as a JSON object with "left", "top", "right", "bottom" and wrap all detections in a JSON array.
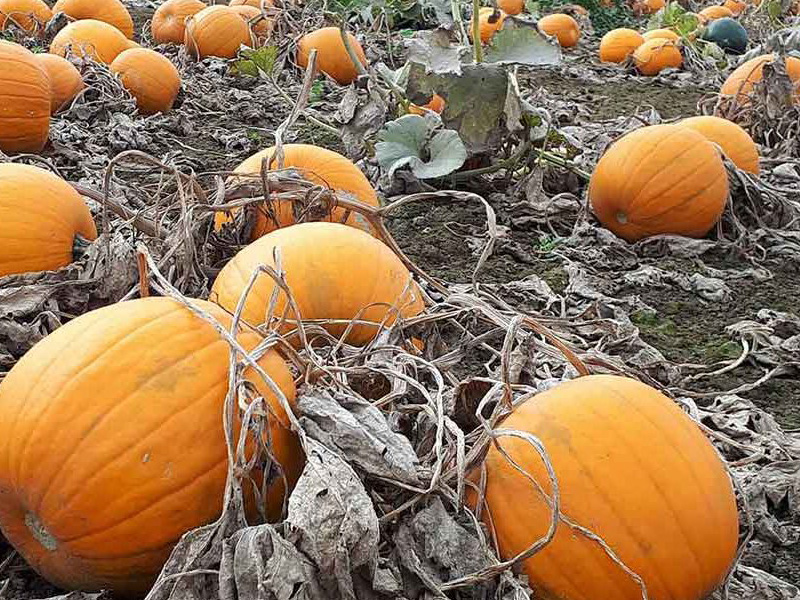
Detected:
[
  {"left": 484, "top": 18, "right": 562, "bottom": 67},
  {"left": 406, "top": 29, "right": 466, "bottom": 75}
]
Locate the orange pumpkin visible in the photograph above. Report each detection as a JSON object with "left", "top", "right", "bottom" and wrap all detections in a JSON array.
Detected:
[
  {"left": 589, "top": 125, "right": 728, "bottom": 242},
  {"left": 0, "top": 297, "right": 301, "bottom": 596},
  {"left": 724, "top": 0, "right": 747, "bottom": 14},
  {"left": 151, "top": 0, "right": 206, "bottom": 44},
  {"left": 698, "top": 4, "right": 733, "bottom": 21},
  {"left": 230, "top": 4, "right": 271, "bottom": 38},
  {"left": 50, "top": 19, "right": 138, "bottom": 64},
  {"left": 599, "top": 28, "right": 644, "bottom": 63},
  {"left": 229, "top": 0, "right": 274, "bottom": 7},
  {"left": 720, "top": 53, "right": 800, "bottom": 102},
  {"left": 642, "top": 27, "right": 680, "bottom": 41},
  {"left": 296, "top": 27, "right": 367, "bottom": 85},
  {"left": 0, "top": 41, "right": 50, "bottom": 154},
  {"left": 471, "top": 374, "right": 739, "bottom": 600},
  {"left": 469, "top": 7, "right": 507, "bottom": 44},
  {"left": 184, "top": 5, "right": 251, "bottom": 59},
  {"left": 408, "top": 93, "right": 445, "bottom": 115},
  {"left": 633, "top": 37, "right": 682, "bottom": 75},
  {"left": 677, "top": 115, "right": 759, "bottom": 174},
  {"left": 211, "top": 222, "right": 425, "bottom": 345},
  {"left": 498, "top": 0, "right": 524, "bottom": 14},
  {"left": 52, "top": 0, "right": 134, "bottom": 38},
  {"left": 0, "top": 0, "right": 51, "bottom": 32},
  {"left": 0, "top": 164, "right": 96, "bottom": 277},
  {"left": 215, "top": 143, "right": 379, "bottom": 240},
  {"left": 635, "top": 0, "right": 665, "bottom": 13},
  {"left": 538, "top": 13, "right": 580, "bottom": 48},
  {"left": 33, "top": 53, "right": 85, "bottom": 114},
  {"left": 110, "top": 48, "right": 181, "bottom": 115}
]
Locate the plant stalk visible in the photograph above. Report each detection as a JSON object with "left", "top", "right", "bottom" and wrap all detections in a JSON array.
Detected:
[
  {"left": 338, "top": 26, "right": 368, "bottom": 78},
  {"left": 472, "top": 0, "right": 483, "bottom": 63}
]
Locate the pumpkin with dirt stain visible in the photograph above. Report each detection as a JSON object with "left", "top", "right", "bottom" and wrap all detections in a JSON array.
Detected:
[
  {"left": 719, "top": 53, "right": 800, "bottom": 102},
  {"left": 185, "top": 5, "right": 252, "bottom": 59},
  {"left": 0, "top": 163, "right": 97, "bottom": 277},
  {"left": 538, "top": 13, "right": 580, "bottom": 47},
  {"left": 469, "top": 7, "right": 507, "bottom": 44},
  {"left": 211, "top": 222, "right": 425, "bottom": 345},
  {"left": 642, "top": 27, "right": 679, "bottom": 41},
  {"left": 698, "top": 4, "right": 733, "bottom": 21},
  {"left": 110, "top": 48, "right": 181, "bottom": 115},
  {"left": 599, "top": 28, "right": 644, "bottom": 63},
  {"left": 470, "top": 374, "right": 739, "bottom": 600},
  {"left": 52, "top": 0, "right": 134, "bottom": 38},
  {"left": 33, "top": 53, "right": 85, "bottom": 114},
  {"left": 632, "top": 37, "right": 682, "bottom": 75},
  {"left": 0, "top": 0, "right": 51, "bottom": 32},
  {"left": 151, "top": 0, "right": 206, "bottom": 44},
  {"left": 50, "top": 19, "right": 139, "bottom": 64},
  {"left": 0, "top": 41, "right": 50, "bottom": 153},
  {"left": 296, "top": 27, "right": 367, "bottom": 85},
  {"left": 230, "top": 4, "right": 271, "bottom": 39},
  {"left": 408, "top": 93, "right": 445, "bottom": 115},
  {"left": 677, "top": 115, "right": 759, "bottom": 174},
  {"left": 588, "top": 125, "right": 729, "bottom": 241},
  {"left": 0, "top": 297, "right": 302, "bottom": 596},
  {"left": 498, "top": 0, "right": 524, "bottom": 14}
]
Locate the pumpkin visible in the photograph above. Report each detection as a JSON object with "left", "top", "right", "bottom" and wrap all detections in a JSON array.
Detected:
[
  {"left": 229, "top": 0, "right": 274, "bottom": 7},
  {"left": 0, "top": 164, "right": 97, "bottom": 277},
  {"left": 642, "top": 27, "right": 679, "bottom": 41},
  {"left": 52, "top": 0, "right": 134, "bottom": 38},
  {"left": 230, "top": 4, "right": 271, "bottom": 38},
  {"left": 0, "top": 297, "right": 301, "bottom": 596},
  {"left": 215, "top": 143, "right": 379, "bottom": 240},
  {"left": 599, "top": 28, "right": 644, "bottom": 63},
  {"left": 469, "top": 7, "right": 507, "bottom": 44},
  {"left": 702, "top": 17, "right": 748, "bottom": 54},
  {"left": 50, "top": 19, "right": 138, "bottom": 64},
  {"left": 110, "top": 48, "right": 181, "bottom": 115},
  {"left": 589, "top": 125, "right": 728, "bottom": 242},
  {"left": 0, "top": 41, "right": 50, "bottom": 154},
  {"left": 677, "top": 115, "right": 759, "bottom": 174},
  {"left": 211, "top": 222, "right": 425, "bottom": 345},
  {"left": 296, "top": 27, "right": 367, "bottom": 85},
  {"left": 498, "top": 0, "right": 524, "bottom": 14},
  {"left": 409, "top": 93, "right": 445, "bottom": 115},
  {"left": 33, "top": 53, "right": 85, "bottom": 114},
  {"left": 632, "top": 38, "right": 682, "bottom": 75},
  {"left": 470, "top": 374, "right": 739, "bottom": 600},
  {"left": 634, "top": 0, "right": 665, "bottom": 14},
  {"left": 538, "top": 13, "right": 580, "bottom": 48},
  {"left": 0, "top": 0, "right": 51, "bottom": 32},
  {"left": 151, "top": 0, "right": 206, "bottom": 44},
  {"left": 698, "top": 4, "right": 733, "bottom": 21},
  {"left": 720, "top": 54, "right": 800, "bottom": 102},
  {"left": 184, "top": 5, "right": 251, "bottom": 59},
  {"left": 723, "top": 0, "right": 746, "bottom": 14}
]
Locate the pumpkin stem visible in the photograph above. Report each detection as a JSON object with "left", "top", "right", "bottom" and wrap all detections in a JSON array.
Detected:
[
  {"left": 73, "top": 233, "right": 93, "bottom": 261},
  {"left": 25, "top": 512, "right": 58, "bottom": 551},
  {"left": 472, "top": 0, "right": 484, "bottom": 62}
]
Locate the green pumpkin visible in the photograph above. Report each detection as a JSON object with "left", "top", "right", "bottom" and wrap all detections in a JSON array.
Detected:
[{"left": 702, "top": 17, "right": 748, "bottom": 54}]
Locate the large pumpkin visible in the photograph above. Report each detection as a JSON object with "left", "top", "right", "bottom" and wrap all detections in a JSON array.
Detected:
[
  {"left": 538, "top": 14, "right": 580, "bottom": 48},
  {"left": 0, "top": 41, "right": 50, "bottom": 154},
  {"left": 498, "top": 0, "right": 523, "bottom": 14},
  {"left": 110, "top": 48, "right": 181, "bottom": 115},
  {"left": 230, "top": 4, "right": 271, "bottom": 39},
  {"left": 588, "top": 125, "right": 729, "bottom": 242},
  {"left": 211, "top": 222, "right": 425, "bottom": 345},
  {"left": 471, "top": 374, "right": 739, "bottom": 600},
  {"left": 50, "top": 19, "right": 138, "bottom": 64},
  {"left": 33, "top": 53, "right": 85, "bottom": 114},
  {"left": 677, "top": 115, "right": 759, "bottom": 174},
  {"left": 720, "top": 53, "right": 800, "bottom": 102},
  {"left": 632, "top": 37, "right": 682, "bottom": 75},
  {"left": 52, "top": 0, "right": 134, "bottom": 38},
  {"left": 0, "top": 297, "right": 302, "bottom": 596},
  {"left": 599, "top": 28, "right": 644, "bottom": 63},
  {"left": 0, "top": 164, "right": 96, "bottom": 277},
  {"left": 642, "top": 28, "right": 679, "bottom": 41},
  {"left": 469, "top": 7, "right": 507, "bottom": 44},
  {"left": 151, "top": 0, "right": 206, "bottom": 44},
  {"left": 698, "top": 4, "right": 734, "bottom": 21},
  {"left": 215, "top": 143, "right": 380, "bottom": 240},
  {"left": 296, "top": 27, "right": 367, "bottom": 85},
  {"left": 184, "top": 5, "right": 251, "bottom": 59},
  {"left": 0, "top": 0, "right": 51, "bottom": 32}
]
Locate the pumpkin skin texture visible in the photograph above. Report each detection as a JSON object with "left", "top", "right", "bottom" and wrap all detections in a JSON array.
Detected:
[
  {"left": 0, "top": 297, "right": 302, "bottom": 596},
  {"left": 215, "top": 143, "right": 379, "bottom": 240},
  {"left": 110, "top": 48, "right": 181, "bottom": 115},
  {"left": 469, "top": 7, "right": 507, "bottom": 44},
  {"left": 698, "top": 4, "right": 733, "bottom": 21},
  {"left": 151, "top": 0, "right": 206, "bottom": 44},
  {"left": 498, "top": 0, "right": 524, "bottom": 14},
  {"left": 599, "top": 28, "right": 644, "bottom": 63},
  {"left": 52, "top": 0, "right": 134, "bottom": 38},
  {"left": 642, "top": 27, "right": 679, "bottom": 41},
  {"left": 230, "top": 4, "right": 271, "bottom": 38},
  {"left": 409, "top": 93, "right": 445, "bottom": 115},
  {"left": 538, "top": 14, "right": 580, "bottom": 48},
  {"left": 185, "top": 5, "right": 251, "bottom": 59},
  {"left": 632, "top": 38, "right": 682, "bottom": 75},
  {"left": 677, "top": 116, "right": 759, "bottom": 174},
  {"left": 34, "top": 53, "right": 85, "bottom": 114},
  {"left": 720, "top": 54, "right": 800, "bottom": 102},
  {"left": 635, "top": 0, "right": 665, "bottom": 14},
  {"left": 0, "top": 41, "right": 50, "bottom": 154},
  {"left": 471, "top": 374, "right": 739, "bottom": 600},
  {"left": 0, "top": 0, "right": 52, "bottom": 32},
  {"left": 50, "top": 19, "right": 137, "bottom": 64},
  {"left": 588, "top": 125, "right": 729, "bottom": 242},
  {"left": 0, "top": 164, "right": 97, "bottom": 277},
  {"left": 211, "top": 222, "right": 425, "bottom": 345},
  {"left": 296, "top": 27, "right": 367, "bottom": 85}
]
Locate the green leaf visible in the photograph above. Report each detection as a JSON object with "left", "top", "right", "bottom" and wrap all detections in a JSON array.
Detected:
[{"left": 484, "top": 17, "right": 562, "bottom": 66}]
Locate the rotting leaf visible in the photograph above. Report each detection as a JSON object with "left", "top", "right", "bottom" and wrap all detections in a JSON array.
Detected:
[
  {"left": 406, "top": 28, "right": 467, "bottom": 75},
  {"left": 484, "top": 17, "right": 562, "bottom": 66},
  {"left": 338, "top": 84, "right": 388, "bottom": 160}
]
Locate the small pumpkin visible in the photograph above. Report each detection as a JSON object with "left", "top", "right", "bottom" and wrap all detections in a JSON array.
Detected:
[
  {"left": 296, "top": 27, "right": 367, "bottom": 85},
  {"left": 211, "top": 222, "right": 425, "bottom": 345},
  {"left": 698, "top": 4, "right": 733, "bottom": 21},
  {"left": 497, "top": 0, "right": 524, "bottom": 14},
  {"left": 469, "top": 7, "right": 507, "bottom": 44},
  {"left": 229, "top": 0, "right": 274, "bottom": 6},
  {"left": 50, "top": 19, "right": 138, "bottom": 64},
  {"left": 634, "top": 0, "right": 665, "bottom": 14},
  {"left": 33, "top": 53, "right": 85, "bottom": 114},
  {"left": 599, "top": 28, "right": 644, "bottom": 63},
  {"left": 642, "top": 27, "right": 680, "bottom": 41},
  {"left": 184, "top": 5, "right": 252, "bottom": 59},
  {"left": 0, "top": 41, "right": 50, "bottom": 154},
  {"left": 702, "top": 17, "right": 748, "bottom": 54},
  {"left": 110, "top": 48, "right": 181, "bottom": 115},
  {"left": 470, "top": 374, "right": 739, "bottom": 600},
  {"left": 633, "top": 37, "right": 682, "bottom": 75},
  {"left": 0, "top": 164, "right": 97, "bottom": 277},
  {"left": 538, "top": 13, "right": 580, "bottom": 48},
  {"left": 151, "top": 0, "right": 206, "bottom": 44},
  {"left": 589, "top": 125, "right": 728, "bottom": 242},
  {"left": 0, "top": 0, "right": 51, "bottom": 32},
  {"left": 677, "top": 115, "right": 759, "bottom": 174},
  {"left": 408, "top": 93, "right": 445, "bottom": 115},
  {"left": 720, "top": 53, "right": 800, "bottom": 102},
  {"left": 230, "top": 4, "right": 271, "bottom": 39},
  {"left": 0, "top": 297, "right": 301, "bottom": 596},
  {"left": 723, "top": 0, "right": 746, "bottom": 13},
  {"left": 52, "top": 0, "right": 134, "bottom": 38}
]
